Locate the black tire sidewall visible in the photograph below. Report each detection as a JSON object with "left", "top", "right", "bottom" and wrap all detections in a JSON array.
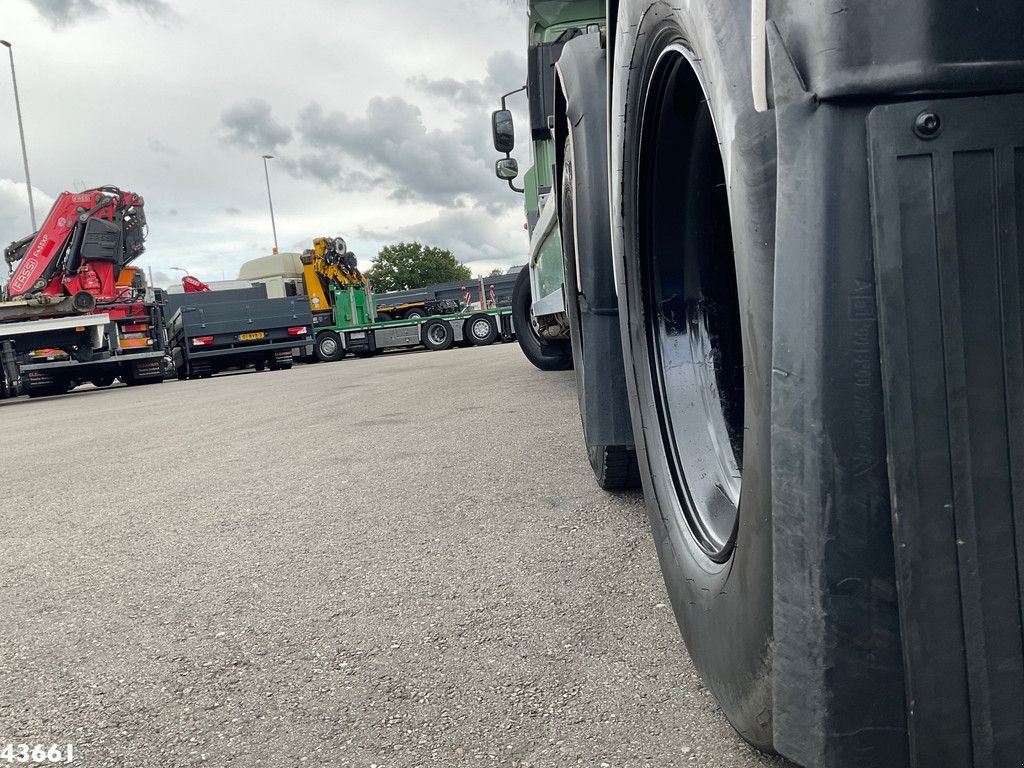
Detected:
[
  {"left": 612, "top": 0, "right": 776, "bottom": 747},
  {"left": 315, "top": 331, "right": 343, "bottom": 362},
  {"left": 465, "top": 314, "right": 497, "bottom": 346},
  {"left": 510, "top": 266, "right": 572, "bottom": 371},
  {"left": 422, "top": 319, "right": 453, "bottom": 351}
]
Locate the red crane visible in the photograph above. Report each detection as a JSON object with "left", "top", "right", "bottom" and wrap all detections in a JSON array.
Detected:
[{"left": 3, "top": 186, "right": 146, "bottom": 319}]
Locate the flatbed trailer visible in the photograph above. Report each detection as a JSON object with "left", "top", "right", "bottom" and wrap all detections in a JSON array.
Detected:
[
  {"left": 168, "top": 296, "right": 313, "bottom": 379},
  {"left": 311, "top": 285, "right": 514, "bottom": 362}
]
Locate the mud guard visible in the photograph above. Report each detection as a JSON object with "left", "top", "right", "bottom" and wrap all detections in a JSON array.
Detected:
[
  {"left": 768, "top": 25, "right": 910, "bottom": 768},
  {"left": 554, "top": 32, "right": 634, "bottom": 449},
  {"left": 868, "top": 94, "right": 1024, "bottom": 768}
]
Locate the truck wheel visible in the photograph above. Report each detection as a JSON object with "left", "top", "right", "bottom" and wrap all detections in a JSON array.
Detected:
[
  {"left": 613, "top": 4, "right": 934, "bottom": 764},
  {"left": 89, "top": 374, "right": 115, "bottom": 388},
  {"left": 588, "top": 445, "right": 640, "bottom": 490},
  {"left": 510, "top": 266, "right": 571, "bottom": 371},
  {"left": 376, "top": 312, "right": 393, "bottom": 322},
  {"left": 464, "top": 314, "right": 497, "bottom": 346},
  {"left": 403, "top": 308, "right": 426, "bottom": 319},
  {"left": 421, "top": 318, "right": 453, "bottom": 351},
  {"left": 314, "top": 331, "right": 344, "bottom": 362},
  {"left": 612, "top": 1, "right": 776, "bottom": 751}
]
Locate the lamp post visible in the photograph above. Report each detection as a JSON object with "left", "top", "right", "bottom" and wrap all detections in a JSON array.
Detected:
[
  {"left": 261, "top": 154, "right": 279, "bottom": 255},
  {"left": 0, "top": 40, "right": 36, "bottom": 231}
]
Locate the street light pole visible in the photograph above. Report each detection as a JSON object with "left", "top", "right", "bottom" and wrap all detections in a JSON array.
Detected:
[
  {"left": 1, "top": 40, "right": 36, "bottom": 231},
  {"left": 261, "top": 154, "right": 279, "bottom": 255}
]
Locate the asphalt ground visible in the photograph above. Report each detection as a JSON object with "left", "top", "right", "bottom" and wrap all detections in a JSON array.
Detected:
[{"left": 0, "top": 343, "right": 788, "bottom": 768}]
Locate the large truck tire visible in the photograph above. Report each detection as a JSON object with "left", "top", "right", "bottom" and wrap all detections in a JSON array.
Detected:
[
  {"left": 611, "top": 3, "right": 777, "bottom": 751},
  {"left": 314, "top": 331, "right": 344, "bottom": 363},
  {"left": 556, "top": 33, "right": 639, "bottom": 491},
  {"left": 464, "top": 314, "right": 498, "bottom": 346},
  {"left": 612, "top": 3, "right": 1024, "bottom": 766},
  {"left": 510, "top": 266, "right": 572, "bottom": 371},
  {"left": 421, "top": 318, "right": 454, "bottom": 351}
]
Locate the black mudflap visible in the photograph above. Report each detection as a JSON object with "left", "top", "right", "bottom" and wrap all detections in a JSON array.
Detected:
[{"left": 868, "top": 95, "right": 1024, "bottom": 768}]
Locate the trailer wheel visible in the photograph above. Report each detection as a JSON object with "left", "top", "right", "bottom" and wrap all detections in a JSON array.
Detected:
[
  {"left": 612, "top": 2, "right": 776, "bottom": 751},
  {"left": 421, "top": 318, "right": 453, "bottom": 351},
  {"left": 464, "top": 314, "right": 497, "bottom": 346},
  {"left": 403, "top": 308, "right": 426, "bottom": 319},
  {"left": 314, "top": 331, "right": 344, "bottom": 362},
  {"left": 89, "top": 374, "right": 115, "bottom": 388},
  {"left": 377, "top": 312, "right": 393, "bottom": 322},
  {"left": 510, "top": 266, "right": 572, "bottom": 371}
]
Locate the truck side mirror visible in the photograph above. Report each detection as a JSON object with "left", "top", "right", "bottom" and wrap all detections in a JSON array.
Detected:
[
  {"left": 495, "top": 157, "right": 519, "bottom": 181},
  {"left": 491, "top": 109, "right": 515, "bottom": 153}
]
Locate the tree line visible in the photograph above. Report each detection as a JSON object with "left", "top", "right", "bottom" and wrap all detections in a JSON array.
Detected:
[{"left": 365, "top": 241, "right": 504, "bottom": 292}]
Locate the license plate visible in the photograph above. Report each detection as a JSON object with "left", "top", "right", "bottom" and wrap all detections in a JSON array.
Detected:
[
  {"left": 238, "top": 331, "right": 266, "bottom": 341},
  {"left": 349, "top": 332, "right": 366, "bottom": 340}
]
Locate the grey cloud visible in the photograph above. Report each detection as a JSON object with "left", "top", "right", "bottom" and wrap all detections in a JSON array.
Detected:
[
  {"left": 409, "top": 50, "right": 526, "bottom": 110},
  {"left": 223, "top": 206, "right": 242, "bottom": 216},
  {"left": 217, "top": 98, "right": 293, "bottom": 152},
  {"left": 218, "top": 48, "right": 526, "bottom": 208},
  {"left": 276, "top": 151, "right": 384, "bottom": 194},
  {"left": 24, "top": 0, "right": 177, "bottom": 27},
  {"left": 283, "top": 94, "right": 508, "bottom": 206},
  {"left": 359, "top": 203, "right": 525, "bottom": 265}
]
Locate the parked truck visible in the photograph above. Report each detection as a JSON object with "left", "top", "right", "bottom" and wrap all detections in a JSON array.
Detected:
[
  {"left": 164, "top": 284, "right": 313, "bottom": 379},
  {"left": 494, "top": 3, "right": 1024, "bottom": 767},
  {"left": 0, "top": 187, "right": 167, "bottom": 398},
  {"left": 372, "top": 271, "right": 518, "bottom": 319},
  {"left": 297, "top": 237, "right": 514, "bottom": 362}
]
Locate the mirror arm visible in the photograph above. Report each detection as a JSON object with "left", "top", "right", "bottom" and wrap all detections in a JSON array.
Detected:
[
  {"left": 495, "top": 85, "right": 526, "bottom": 192},
  {"left": 500, "top": 85, "right": 527, "bottom": 110}
]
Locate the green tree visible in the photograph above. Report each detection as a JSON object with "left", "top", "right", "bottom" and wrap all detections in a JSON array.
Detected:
[{"left": 366, "top": 242, "right": 471, "bottom": 292}]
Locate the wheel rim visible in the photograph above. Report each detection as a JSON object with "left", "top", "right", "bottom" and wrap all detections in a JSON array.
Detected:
[
  {"left": 428, "top": 325, "right": 447, "bottom": 345},
  {"left": 472, "top": 319, "right": 491, "bottom": 340},
  {"left": 638, "top": 44, "right": 744, "bottom": 562},
  {"left": 320, "top": 336, "right": 337, "bottom": 356}
]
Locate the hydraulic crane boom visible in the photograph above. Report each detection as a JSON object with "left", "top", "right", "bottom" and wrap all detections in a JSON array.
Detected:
[
  {"left": 3, "top": 186, "right": 146, "bottom": 304},
  {"left": 300, "top": 236, "right": 367, "bottom": 319}
]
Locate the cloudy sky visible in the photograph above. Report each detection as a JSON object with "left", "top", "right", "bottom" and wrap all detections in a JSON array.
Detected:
[{"left": 0, "top": 0, "right": 530, "bottom": 287}]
